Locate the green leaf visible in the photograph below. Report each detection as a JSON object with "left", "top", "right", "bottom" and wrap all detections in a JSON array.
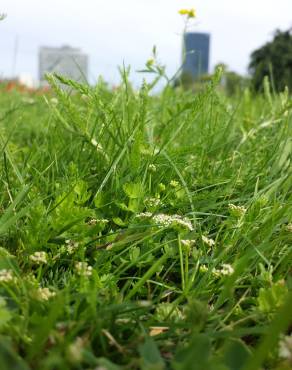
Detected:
[
  {"left": 123, "top": 182, "right": 144, "bottom": 199},
  {"left": 0, "top": 185, "right": 30, "bottom": 236},
  {"left": 223, "top": 339, "right": 251, "bottom": 370},
  {"left": 0, "top": 336, "right": 30, "bottom": 370},
  {"left": 258, "top": 280, "right": 288, "bottom": 313},
  {"left": 0, "top": 298, "right": 11, "bottom": 329},
  {"left": 139, "top": 336, "right": 165, "bottom": 370},
  {"left": 112, "top": 217, "right": 127, "bottom": 227},
  {"left": 173, "top": 334, "right": 211, "bottom": 370},
  {"left": 96, "top": 357, "right": 121, "bottom": 370},
  {"left": 94, "top": 192, "right": 107, "bottom": 208},
  {"left": 129, "top": 246, "right": 140, "bottom": 262}
]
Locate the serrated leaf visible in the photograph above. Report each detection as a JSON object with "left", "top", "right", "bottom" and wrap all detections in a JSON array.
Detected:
[{"left": 258, "top": 280, "right": 288, "bottom": 313}]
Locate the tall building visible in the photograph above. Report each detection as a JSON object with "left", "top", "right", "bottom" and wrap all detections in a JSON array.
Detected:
[
  {"left": 39, "top": 46, "right": 88, "bottom": 85},
  {"left": 182, "top": 32, "right": 210, "bottom": 79}
]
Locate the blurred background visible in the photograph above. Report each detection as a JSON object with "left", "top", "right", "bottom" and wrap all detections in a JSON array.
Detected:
[{"left": 1, "top": 0, "right": 292, "bottom": 89}]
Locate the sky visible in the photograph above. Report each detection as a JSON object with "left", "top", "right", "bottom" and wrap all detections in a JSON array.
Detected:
[{"left": 1, "top": 0, "right": 292, "bottom": 86}]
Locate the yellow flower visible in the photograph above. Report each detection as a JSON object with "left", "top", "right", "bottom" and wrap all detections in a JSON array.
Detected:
[
  {"left": 178, "top": 8, "right": 196, "bottom": 18},
  {"left": 146, "top": 58, "right": 155, "bottom": 67}
]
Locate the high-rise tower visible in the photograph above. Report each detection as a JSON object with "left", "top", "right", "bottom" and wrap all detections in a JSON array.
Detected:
[{"left": 182, "top": 32, "right": 210, "bottom": 79}]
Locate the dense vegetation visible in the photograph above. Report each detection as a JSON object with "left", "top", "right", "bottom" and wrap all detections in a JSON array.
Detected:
[
  {"left": 0, "top": 72, "right": 291, "bottom": 370},
  {"left": 249, "top": 28, "right": 292, "bottom": 93}
]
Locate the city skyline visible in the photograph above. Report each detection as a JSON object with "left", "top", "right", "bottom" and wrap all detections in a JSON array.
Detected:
[{"left": 1, "top": 0, "right": 292, "bottom": 86}]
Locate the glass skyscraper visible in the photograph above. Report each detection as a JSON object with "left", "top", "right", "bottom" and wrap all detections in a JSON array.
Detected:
[{"left": 182, "top": 32, "right": 210, "bottom": 79}]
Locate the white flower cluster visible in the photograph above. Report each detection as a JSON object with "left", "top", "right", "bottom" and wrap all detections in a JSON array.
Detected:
[
  {"left": 200, "top": 264, "right": 234, "bottom": 277},
  {"left": 228, "top": 203, "right": 247, "bottom": 217},
  {"left": 29, "top": 251, "right": 48, "bottom": 264},
  {"left": 136, "top": 212, "right": 153, "bottom": 219},
  {"left": 135, "top": 212, "right": 194, "bottom": 231},
  {"left": 181, "top": 239, "right": 196, "bottom": 248},
  {"left": 218, "top": 264, "right": 235, "bottom": 276},
  {"left": 87, "top": 218, "right": 98, "bottom": 225},
  {"left": 0, "top": 269, "right": 16, "bottom": 283},
  {"left": 145, "top": 197, "right": 161, "bottom": 208},
  {"left": 65, "top": 240, "right": 79, "bottom": 254},
  {"left": 279, "top": 335, "right": 292, "bottom": 360},
  {"left": 153, "top": 213, "right": 193, "bottom": 231},
  {"left": 87, "top": 218, "right": 109, "bottom": 226},
  {"left": 36, "top": 287, "right": 56, "bottom": 301},
  {"left": 75, "top": 262, "right": 93, "bottom": 277},
  {"left": 202, "top": 235, "right": 215, "bottom": 247},
  {"left": 148, "top": 164, "right": 157, "bottom": 172}
]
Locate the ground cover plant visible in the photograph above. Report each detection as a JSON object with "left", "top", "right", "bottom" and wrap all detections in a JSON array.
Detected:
[{"left": 0, "top": 69, "right": 291, "bottom": 369}]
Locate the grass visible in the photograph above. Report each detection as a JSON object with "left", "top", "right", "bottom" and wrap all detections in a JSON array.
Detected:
[{"left": 0, "top": 71, "right": 291, "bottom": 370}]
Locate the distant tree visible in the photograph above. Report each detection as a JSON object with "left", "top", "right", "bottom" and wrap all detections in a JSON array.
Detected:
[{"left": 249, "top": 28, "right": 292, "bottom": 92}]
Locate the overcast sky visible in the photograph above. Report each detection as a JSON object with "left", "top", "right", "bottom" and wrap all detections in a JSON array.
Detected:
[{"left": 1, "top": 0, "right": 292, "bottom": 86}]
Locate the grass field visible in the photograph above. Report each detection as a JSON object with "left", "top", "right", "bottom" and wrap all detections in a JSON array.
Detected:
[{"left": 0, "top": 72, "right": 291, "bottom": 369}]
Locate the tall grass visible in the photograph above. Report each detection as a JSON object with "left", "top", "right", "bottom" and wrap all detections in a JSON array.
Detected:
[{"left": 0, "top": 72, "right": 291, "bottom": 369}]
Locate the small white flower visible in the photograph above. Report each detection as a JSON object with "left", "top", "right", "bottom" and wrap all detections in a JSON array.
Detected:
[
  {"left": 50, "top": 97, "right": 58, "bottom": 105},
  {"left": 202, "top": 236, "right": 215, "bottom": 247},
  {"left": 153, "top": 213, "right": 193, "bottom": 231},
  {"left": 36, "top": 287, "right": 56, "bottom": 301},
  {"left": 279, "top": 335, "right": 292, "bottom": 360},
  {"left": 148, "top": 164, "right": 157, "bottom": 172},
  {"left": 65, "top": 240, "right": 79, "bottom": 254},
  {"left": 87, "top": 218, "right": 98, "bottom": 225},
  {"left": 153, "top": 214, "right": 193, "bottom": 231},
  {"left": 135, "top": 212, "right": 153, "bottom": 219},
  {"left": 29, "top": 251, "right": 48, "bottom": 264},
  {"left": 75, "top": 262, "right": 93, "bottom": 277},
  {"left": 228, "top": 203, "right": 247, "bottom": 218},
  {"left": 220, "top": 264, "right": 234, "bottom": 276},
  {"left": 181, "top": 239, "right": 196, "bottom": 247},
  {"left": 199, "top": 265, "right": 208, "bottom": 273},
  {"left": 87, "top": 218, "right": 109, "bottom": 226},
  {"left": 170, "top": 180, "right": 179, "bottom": 188},
  {"left": 0, "top": 269, "right": 15, "bottom": 283},
  {"left": 212, "top": 264, "right": 234, "bottom": 277},
  {"left": 90, "top": 138, "right": 98, "bottom": 147},
  {"left": 135, "top": 213, "right": 193, "bottom": 232},
  {"left": 212, "top": 268, "right": 221, "bottom": 277},
  {"left": 145, "top": 197, "right": 161, "bottom": 208}
]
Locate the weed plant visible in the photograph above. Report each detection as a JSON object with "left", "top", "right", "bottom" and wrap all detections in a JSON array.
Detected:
[{"left": 0, "top": 71, "right": 291, "bottom": 370}]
